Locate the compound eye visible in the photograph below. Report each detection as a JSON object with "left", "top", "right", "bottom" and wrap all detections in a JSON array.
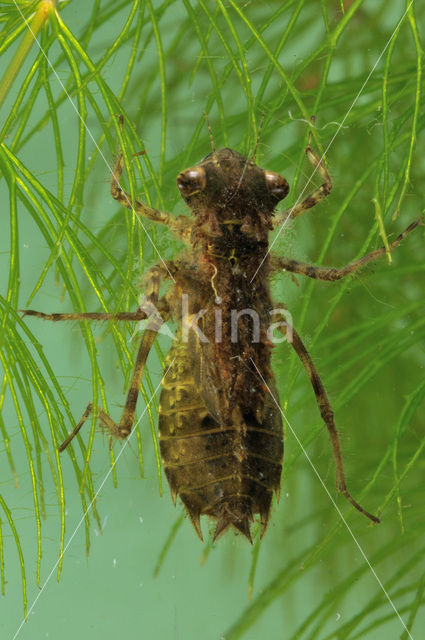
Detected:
[
  {"left": 264, "top": 171, "right": 289, "bottom": 201},
  {"left": 177, "top": 167, "right": 206, "bottom": 197}
]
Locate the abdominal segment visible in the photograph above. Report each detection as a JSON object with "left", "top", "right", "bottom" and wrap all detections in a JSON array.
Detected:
[{"left": 158, "top": 336, "right": 283, "bottom": 542}]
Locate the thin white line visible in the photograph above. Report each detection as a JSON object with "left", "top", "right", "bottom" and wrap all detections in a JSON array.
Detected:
[
  {"left": 251, "top": 0, "right": 417, "bottom": 283},
  {"left": 11, "top": 0, "right": 176, "bottom": 282},
  {"left": 12, "top": 358, "right": 175, "bottom": 640},
  {"left": 250, "top": 357, "right": 415, "bottom": 640}
]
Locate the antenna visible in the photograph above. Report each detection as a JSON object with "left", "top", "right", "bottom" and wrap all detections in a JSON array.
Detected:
[
  {"left": 203, "top": 111, "right": 216, "bottom": 153},
  {"left": 251, "top": 112, "right": 265, "bottom": 163}
]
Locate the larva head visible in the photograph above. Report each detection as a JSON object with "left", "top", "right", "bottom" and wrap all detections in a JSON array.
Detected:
[{"left": 177, "top": 148, "right": 289, "bottom": 220}]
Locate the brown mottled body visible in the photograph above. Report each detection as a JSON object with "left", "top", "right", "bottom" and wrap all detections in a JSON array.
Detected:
[
  {"left": 157, "top": 148, "right": 289, "bottom": 540},
  {"left": 158, "top": 331, "right": 283, "bottom": 541},
  {"left": 22, "top": 118, "right": 422, "bottom": 542}
]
